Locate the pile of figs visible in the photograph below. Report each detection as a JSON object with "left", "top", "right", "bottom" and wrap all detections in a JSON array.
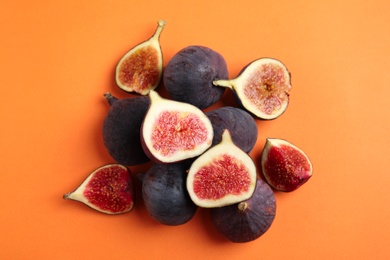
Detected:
[{"left": 64, "top": 20, "right": 313, "bottom": 243}]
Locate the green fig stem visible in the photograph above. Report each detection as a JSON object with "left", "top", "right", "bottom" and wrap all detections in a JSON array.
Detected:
[
  {"left": 151, "top": 20, "right": 166, "bottom": 41},
  {"left": 103, "top": 92, "right": 118, "bottom": 106},
  {"left": 212, "top": 79, "right": 235, "bottom": 90}
]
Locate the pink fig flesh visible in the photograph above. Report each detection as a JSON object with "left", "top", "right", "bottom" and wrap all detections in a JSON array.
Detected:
[
  {"left": 63, "top": 164, "right": 135, "bottom": 214},
  {"left": 261, "top": 138, "right": 313, "bottom": 192}
]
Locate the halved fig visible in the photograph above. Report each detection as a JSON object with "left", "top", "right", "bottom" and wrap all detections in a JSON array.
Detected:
[
  {"left": 213, "top": 58, "right": 291, "bottom": 120},
  {"left": 261, "top": 138, "right": 313, "bottom": 192},
  {"left": 210, "top": 178, "right": 276, "bottom": 243},
  {"left": 163, "top": 45, "right": 228, "bottom": 109},
  {"left": 102, "top": 93, "right": 150, "bottom": 166},
  {"left": 187, "top": 130, "right": 257, "bottom": 208},
  {"left": 116, "top": 20, "right": 166, "bottom": 95},
  {"left": 63, "top": 164, "right": 134, "bottom": 214},
  {"left": 141, "top": 90, "right": 213, "bottom": 163},
  {"left": 206, "top": 106, "right": 258, "bottom": 153},
  {"left": 141, "top": 161, "right": 198, "bottom": 226}
]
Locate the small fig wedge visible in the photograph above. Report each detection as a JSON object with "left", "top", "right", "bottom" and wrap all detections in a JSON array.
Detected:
[
  {"left": 187, "top": 130, "right": 257, "bottom": 208},
  {"left": 210, "top": 178, "right": 276, "bottom": 243},
  {"left": 102, "top": 93, "right": 150, "bottom": 166},
  {"left": 63, "top": 164, "right": 134, "bottom": 214},
  {"left": 116, "top": 20, "right": 166, "bottom": 95},
  {"left": 141, "top": 161, "right": 198, "bottom": 226},
  {"left": 163, "top": 45, "right": 228, "bottom": 109},
  {"left": 213, "top": 58, "right": 291, "bottom": 120},
  {"left": 141, "top": 90, "right": 213, "bottom": 163},
  {"left": 206, "top": 106, "right": 258, "bottom": 153},
  {"left": 261, "top": 138, "right": 313, "bottom": 192}
]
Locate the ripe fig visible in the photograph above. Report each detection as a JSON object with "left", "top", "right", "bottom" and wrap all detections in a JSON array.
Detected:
[
  {"left": 261, "top": 138, "right": 313, "bottom": 192},
  {"left": 116, "top": 20, "right": 166, "bottom": 95},
  {"left": 63, "top": 164, "right": 134, "bottom": 214},
  {"left": 141, "top": 161, "right": 198, "bottom": 226},
  {"left": 141, "top": 90, "right": 213, "bottom": 163},
  {"left": 187, "top": 130, "right": 257, "bottom": 208},
  {"left": 210, "top": 178, "right": 276, "bottom": 243},
  {"left": 206, "top": 106, "right": 258, "bottom": 153},
  {"left": 213, "top": 58, "right": 291, "bottom": 120},
  {"left": 102, "top": 93, "right": 150, "bottom": 166},
  {"left": 163, "top": 45, "right": 228, "bottom": 109}
]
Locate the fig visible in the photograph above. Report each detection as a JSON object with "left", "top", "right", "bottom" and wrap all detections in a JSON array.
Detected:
[
  {"left": 116, "top": 20, "right": 166, "bottom": 95},
  {"left": 261, "top": 138, "right": 313, "bottom": 192},
  {"left": 186, "top": 130, "right": 257, "bottom": 208},
  {"left": 63, "top": 164, "right": 134, "bottom": 214},
  {"left": 141, "top": 161, "right": 198, "bottom": 225},
  {"left": 206, "top": 106, "right": 258, "bottom": 153},
  {"left": 213, "top": 58, "right": 291, "bottom": 120},
  {"left": 210, "top": 178, "right": 276, "bottom": 243},
  {"left": 163, "top": 45, "right": 228, "bottom": 109},
  {"left": 102, "top": 93, "right": 150, "bottom": 166},
  {"left": 141, "top": 90, "right": 213, "bottom": 163}
]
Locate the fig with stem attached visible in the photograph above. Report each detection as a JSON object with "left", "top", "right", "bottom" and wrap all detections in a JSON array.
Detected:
[
  {"left": 213, "top": 58, "right": 291, "bottom": 120},
  {"left": 63, "top": 164, "right": 135, "bottom": 214},
  {"left": 116, "top": 20, "right": 166, "bottom": 95}
]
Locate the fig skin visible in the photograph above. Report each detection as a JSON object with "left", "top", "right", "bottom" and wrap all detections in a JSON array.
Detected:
[
  {"left": 210, "top": 178, "right": 276, "bottom": 243},
  {"left": 141, "top": 161, "right": 198, "bottom": 226},
  {"left": 102, "top": 93, "right": 150, "bottom": 166},
  {"left": 206, "top": 106, "right": 258, "bottom": 153},
  {"left": 261, "top": 138, "right": 313, "bottom": 192},
  {"left": 163, "top": 45, "right": 229, "bottom": 109},
  {"left": 63, "top": 164, "right": 135, "bottom": 215}
]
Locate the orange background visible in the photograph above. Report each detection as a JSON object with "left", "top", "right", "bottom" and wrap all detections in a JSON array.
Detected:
[{"left": 1, "top": 0, "right": 390, "bottom": 259}]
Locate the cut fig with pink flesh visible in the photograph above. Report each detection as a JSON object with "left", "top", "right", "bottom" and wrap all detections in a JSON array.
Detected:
[
  {"left": 116, "top": 20, "right": 166, "bottom": 95},
  {"left": 213, "top": 58, "right": 291, "bottom": 120},
  {"left": 141, "top": 90, "right": 213, "bottom": 163},
  {"left": 187, "top": 129, "right": 257, "bottom": 208},
  {"left": 210, "top": 178, "right": 276, "bottom": 243},
  {"left": 63, "top": 164, "right": 134, "bottom": 214},
  {"left": 261, "top": 138, "right": 313, "bottom": 192}
]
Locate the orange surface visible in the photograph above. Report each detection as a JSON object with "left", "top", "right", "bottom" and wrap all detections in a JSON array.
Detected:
[{"left": 1, "top": 1, "right": 390, "bottom": 259}]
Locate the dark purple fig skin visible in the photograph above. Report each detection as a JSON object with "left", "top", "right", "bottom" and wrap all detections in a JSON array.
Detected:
[
  {"left": 206, "top": 106, "right": 258, "bottom": 153},
  {"left": 102, "top": 93, "right": 150, "bottom": 166},
  {"left": 141, "top": 161, "right": 198, "bottom": 226},
  {"left": 163, "top": 45, "right": 228, "bottom": 109},
  {"left": 210, "top": 178, "right": 276, "bottom": 243}
]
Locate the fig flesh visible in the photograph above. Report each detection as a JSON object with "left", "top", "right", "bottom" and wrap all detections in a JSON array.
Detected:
[
  {"left": 163, "top": 45, "right": 228, "bottom": 109},
  {"left": 213, "top": 58, "right": 291, "bottom": 120},
  {"left": 186, "top": 130, "right": 257, "bottom": 208},
  {"left": 141, "top": 90, "right": 213, "bottom": 163},
  {"left": 141, "top": 161, "right": 198, "bottom": 226},
  {"left": 116, "top": 20, "right": 166, "bottom": 95},
  {"left": 102, "top": 93, "right": 150, "bottom": 166},
  {"left": 63, "top": 164, "right": 134, "bottom": 214},
  {"left": 261, "top": 138, "right": 313, "bottom": 192},
  {"left": 206, "top": 106, "right": 258, "bottom": 153},
  {"left": 210, "top": 178, "right": 276, "bottom": 243}
]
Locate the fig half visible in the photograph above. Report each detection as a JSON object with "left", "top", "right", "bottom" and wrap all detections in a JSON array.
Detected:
[
  {"left": 141, "top": 90, "right": 213, "bottom": 163},
  {"left": 213, "top": 58, "right": 291, "bottom": 120},
  {"left": 261, "top": 138, "right": 313, "bottom": 192},
  {"left": 187, "top": 130, "right": 257, "bottom": 208},
  {"left": 63, "top": 164, "right": 134, "bottom": 214},
  {"left": 210, "top": 178, "right": 276, "bottom": 243},
  {"left": 116, "top": 20, "right": 166, "bottom": 95}
]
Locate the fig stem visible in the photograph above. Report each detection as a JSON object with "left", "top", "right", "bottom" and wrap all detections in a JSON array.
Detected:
[
  {"left": 238, "top": 202, "right": 248, "bottom": 211},
  {"left": 212, "top": 79, "right": 235, "bottom": 90},
  {"left": 103, "top": 92, "right": 118, "bottom": 106},
  {"left": 151, "top": 20, "right": 166, "bottom": 41}
]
